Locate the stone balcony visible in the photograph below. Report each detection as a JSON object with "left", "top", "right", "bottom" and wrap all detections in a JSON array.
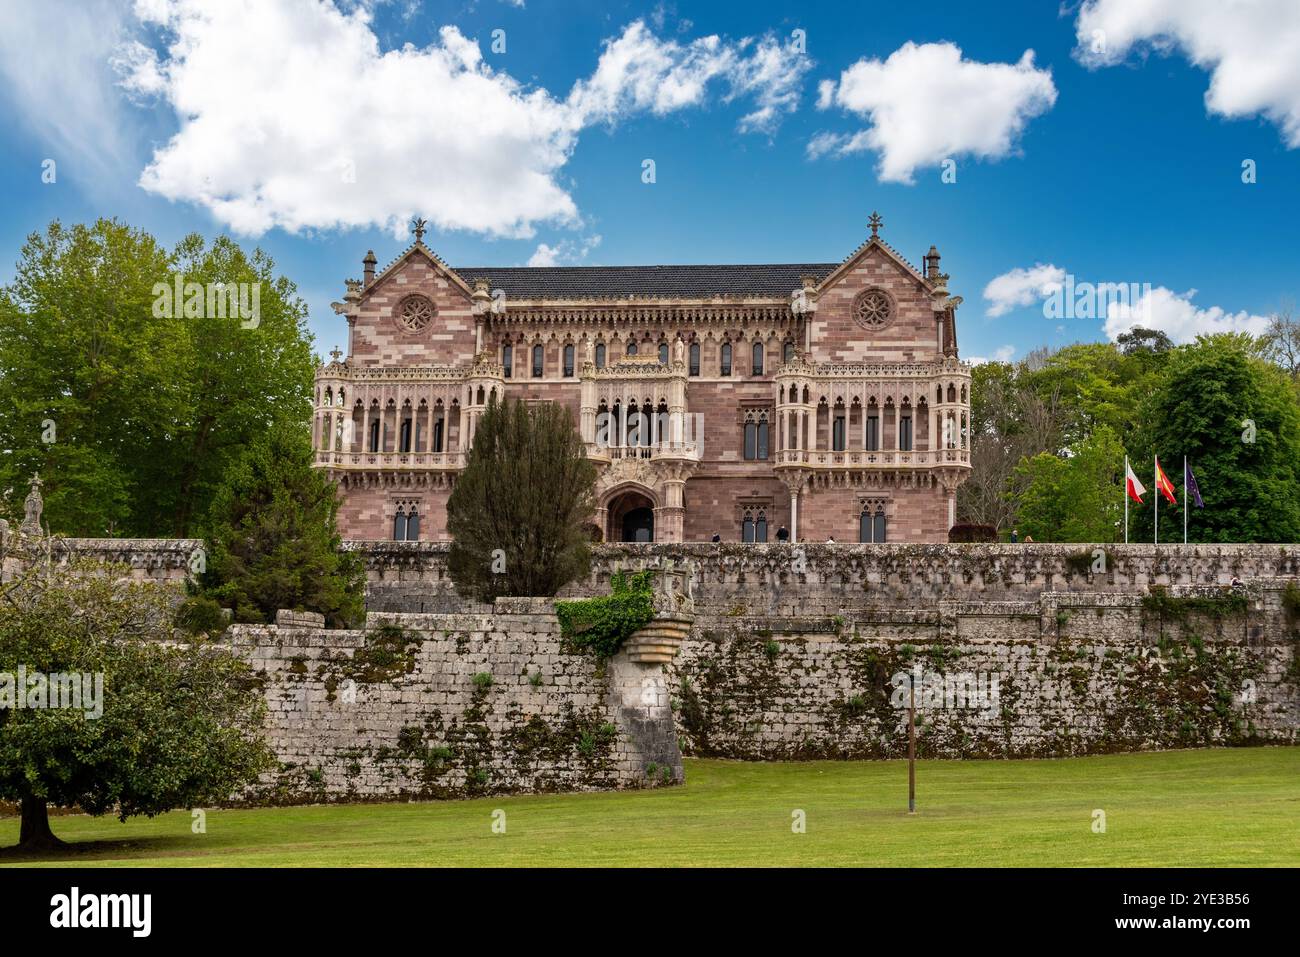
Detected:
[
  {"left": 774, "top": 447, "right": 970, "bottom": 469},
  {"left": 315, "top": 450, "right": 467, "bottom": 471}
]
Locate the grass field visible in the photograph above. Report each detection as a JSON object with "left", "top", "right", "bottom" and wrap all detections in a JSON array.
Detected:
[{"left": 2, "top": 748, "right": 1297, "bottom": 867}]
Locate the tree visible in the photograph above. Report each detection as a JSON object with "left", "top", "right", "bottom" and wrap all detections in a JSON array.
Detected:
[
  {"left": 1012, "top": 426, "right": 1124, "bottom": 542},
  {"left": 447, "top": 396, "right": 596, "bottom": 601},
  {"left": 1260, "top": 302, "right": 1300, "bottom": 382},
  {"left": 0, "top": 558, "right": 273, "bottom": 852},
  {"left": 199, "top": 422, "right": 365, "bottom": 627},
  {"left": 1131, "top": 335, "right": 1300, "bottom": 543},
  {"left": 0, "top": 220, "right": 315, "bottom": 537}
]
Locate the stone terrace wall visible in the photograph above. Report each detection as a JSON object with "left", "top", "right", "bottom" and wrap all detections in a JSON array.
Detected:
[
  {"left": 356, "top": 541, "right": 1300, "bottom": 616},
  {"left": 670, "top": 585, "right": 1299, "bottom": 760},
  {"left": 54, "top": 539, "right": 1300, "bottom": 779},
  {"left": 223, "top": 598, "right": 681, "bottom": 803}
]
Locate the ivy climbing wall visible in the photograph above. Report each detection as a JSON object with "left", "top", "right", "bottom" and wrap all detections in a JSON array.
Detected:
[
  {"left": 672, "top": 587, "right": 1298, "bottom": 759},
  {"left": 223, "top": 598, "right": 681, "bottom": 803}
]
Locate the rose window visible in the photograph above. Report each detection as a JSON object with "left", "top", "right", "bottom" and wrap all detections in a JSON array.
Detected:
[
  {"left": 852, "top": 289, "right": 894, "bottom": 329},
  {"left": 398, "top": 295, "right": 435, "bottom": 332}
]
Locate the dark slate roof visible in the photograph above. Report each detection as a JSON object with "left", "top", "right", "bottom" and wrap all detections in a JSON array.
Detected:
[{"left": 453, "top": 263, "right": 840, "bottom": 300}]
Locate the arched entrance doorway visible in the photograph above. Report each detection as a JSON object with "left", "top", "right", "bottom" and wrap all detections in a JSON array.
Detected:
[{"left": 606, "top": 489, "right": 656, "bottom": 542}]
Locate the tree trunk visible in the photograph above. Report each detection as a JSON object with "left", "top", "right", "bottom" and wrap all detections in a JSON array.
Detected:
[{"left": 18, "top": 795, "right": 66, "bottom": 851}]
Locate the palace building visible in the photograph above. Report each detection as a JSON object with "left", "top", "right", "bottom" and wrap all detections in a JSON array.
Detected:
[{"left": 313, "top": 214, "right": 972, "bottom": 543}]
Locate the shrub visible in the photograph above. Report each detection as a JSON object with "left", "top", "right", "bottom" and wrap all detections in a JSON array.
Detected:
[
  {"left": 175, "top": 594, "right": 228, "bottom": 636},
  {"left": 948, "top": 523, "right": 998, "bottom": 543},
  {"left": 556, "top": 570, "right": 657, "bottom": 658}
]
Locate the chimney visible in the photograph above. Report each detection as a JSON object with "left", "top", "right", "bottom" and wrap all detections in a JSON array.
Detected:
[
  {"left": 362, "top": 250, "right": 377, "bottom": 287},
  {"left": 925, "top": 245, "right": 941, "bottom": 281}
]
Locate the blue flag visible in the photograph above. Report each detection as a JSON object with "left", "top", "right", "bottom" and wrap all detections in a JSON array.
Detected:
[{"left": 1185, "top": 461, "right": 1204, "bottom": 508}]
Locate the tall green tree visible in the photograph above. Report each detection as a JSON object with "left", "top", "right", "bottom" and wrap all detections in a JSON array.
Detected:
[
  {"left": 0, "top": 220, "right": 315, "bottom": 537},
  {"left": 1012, "top": 425, "right": 1124, "bottom": 542},
  {"left": 198, "top": 422, "right": 365, "bottom": 628},
  {"left": 1131, "top": 335, "right": 1300, "bottom": 543},
  {"left": 447, "top": 397, "right": 596, "bottom": 601},
  {"left": 0, "top": 559, "right": 273, "bottom": 852}
]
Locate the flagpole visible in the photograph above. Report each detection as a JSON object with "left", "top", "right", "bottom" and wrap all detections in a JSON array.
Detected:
[
  {"left": 1153, "top": 456, "right": 1159, "bottom": 546},
  {"left": 1183, "top": 455, "right": 1188, "bottom": 545},
  {"left": 1124, "top": 455, "right": 1129, "bottom": 544}
]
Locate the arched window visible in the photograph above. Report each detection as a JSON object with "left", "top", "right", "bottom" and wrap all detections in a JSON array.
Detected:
[
  {"left": 899, "top": 411, "right": 913, "bottom": 451},
  {"left": 406, "top": 507, "right": 420, "bottom": 540},
  {"left": 832, "top": 409, "right": 846, "bottom": 451},
  {"left": 859, "top": 504, "right": 887, "bottom": 543},
  {"left": 532, "top": 344, "right": 544, "bottom": 377},
  {"left": 752, "top": 342, "right": 764, "bottom": 376},
  {"left": 369, "top": 418, "right": 381, "bottom": 453},
  {"left": 595, "top": 343, "right": 606, "bottom": 368},
  {"left": 563, "top": 343, "right": 575, "bottom": 377},
  {"left": 432, "top": 417, "right": 444, "bottom": 453},
  {"left": 689, "top": 342, "right": 700, "bottom": 376},
  {"left": 742, "top": 508, "right": 769, "bottom": 543},
  {"left": 393, "top": 508, "right": 407, "bottom": 541},
  {"left": 399, "top": 417, "right": 412, "bottom": 453},
  {"left": 784, "top": 341, "right": 795, "bottom": 363},
  {"left": 659, "top": 343, "right": 669, "bottom": 365},
  {"left": 502, "top": 344, "right": 512, "bottom": 378},
  {"left": 743, "top": 410, "right": 770, "bottom": 460},
  {"left": 626, "top": 340, "right": 638, "bottom": 356},
  {"left": 721, "top": 342, "right": 732, "bottom": 376}
]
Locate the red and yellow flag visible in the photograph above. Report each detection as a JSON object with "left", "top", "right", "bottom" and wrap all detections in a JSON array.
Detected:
[{"left": 1154, "top": 456, "right": 1177, "bottom": 504}]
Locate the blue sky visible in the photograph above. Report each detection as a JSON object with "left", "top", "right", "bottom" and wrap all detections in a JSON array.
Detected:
[{"left": 1, "top": 0, "right": 1297, "bottom": 363}]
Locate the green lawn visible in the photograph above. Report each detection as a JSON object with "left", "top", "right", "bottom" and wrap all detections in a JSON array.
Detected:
[{"left": 3, "top": 748, "right": 1297, "bottom": 867}]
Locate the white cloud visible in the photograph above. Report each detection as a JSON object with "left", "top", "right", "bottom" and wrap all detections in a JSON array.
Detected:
[
  {"left": 810, "top": 41, "right": 1057, "bottom": 183},
  {"left": 983, "top": 263, "right": 1067, "bottom": 317},
  {"left": 527, "top": 235, "right": 601, "bottom": 267},
  {"left": 566, "top": 21, "right": 810, "bottom": 134},
  {"left": 967, "top": 345, "right": 1017, "bottom": 366},
  {"left": 112, "top": 5, "right": 811, "bottom": 238},
  {"left": 1075, "top": 0, "right": 1300, "bottom": 147},
  {"left": 0, "top": 0, "right": 142, "bottom": 187},
  {"left": 1104, "top": 286, "right": 1270, "bottom": 343}
]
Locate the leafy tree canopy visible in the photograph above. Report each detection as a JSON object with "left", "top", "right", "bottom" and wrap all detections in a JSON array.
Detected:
[
  {"left": 0, "top": 219, "right": 316, "bottom": 537},
  {"left": 198, "top": 421, "right": 365, "bottom": 628},
  {"left": 447, "top": 396, "right": 596, "bottom": 601},
  {"left": 0, "top": 558, "right": 273, "bottom": 852}
]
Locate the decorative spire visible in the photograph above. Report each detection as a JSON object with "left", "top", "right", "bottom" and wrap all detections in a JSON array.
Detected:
[
  {"left": 868, "top": 211, "right": 883, "bottom": 239},
  {"left": 329, "top": 347, "right": 343, "bottom": 363},
  {"left": 410, "top": 217, "right": 427, "bottom": 244}
]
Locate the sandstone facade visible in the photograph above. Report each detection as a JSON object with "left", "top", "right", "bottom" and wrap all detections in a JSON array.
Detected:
[{"left": 313, "top": 217, "right": 972, "bottom": 545}]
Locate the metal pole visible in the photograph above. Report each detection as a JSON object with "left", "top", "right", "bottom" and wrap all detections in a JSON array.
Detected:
[
  {"left": 1154, "top": 457, "right": 1159, "bottom": 546},
  {"left": 908, "top": 682, "right": 916, "bottom": 814},
  {"left": 1183, "top": 456, "right": 1188, "bottom": 545},
  {"left": 1124, "top": 455, "right": 1129, "bottom": 545}
]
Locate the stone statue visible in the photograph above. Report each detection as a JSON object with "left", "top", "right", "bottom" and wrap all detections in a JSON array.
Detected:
[
  {"left": 19, "top": 474, "right": 43, "bottom": 537},
  {"left": 584, "top": 338, "right": 594, "bottom": 364},
  {"left": 673, "top": 338, "right": 685, "bottom": 365}
]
